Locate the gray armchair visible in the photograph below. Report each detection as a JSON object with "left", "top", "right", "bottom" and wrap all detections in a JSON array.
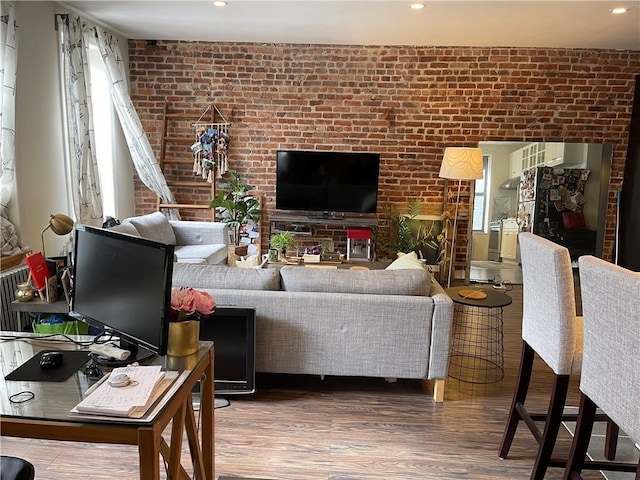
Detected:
[
  {"left": 110, "top": 212, "right": 230, "bottom": 265},
  {"left": 563, "top": 256, "right": 639, "bottom": 478}
]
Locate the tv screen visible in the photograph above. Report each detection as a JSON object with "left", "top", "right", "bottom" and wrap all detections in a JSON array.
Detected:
[
  {"left": 69, "top": 225, "right": 174, "bottom": 357},
  {"left": 276, "top": 150, "right": 380, "bottom": 214},
  {"left": 198, "top": 306, "right": 256, "bottom": 395}
]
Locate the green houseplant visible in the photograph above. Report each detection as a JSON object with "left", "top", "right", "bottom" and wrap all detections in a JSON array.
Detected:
[
  {"left": 209, "top": 170, "right": 262, "bottom": 246},
  {"left": 270, "top": 232, "right": 297, "bottom": 259},
  {"left": 379, "top": 199, "right": 444, "bottom": 264}
]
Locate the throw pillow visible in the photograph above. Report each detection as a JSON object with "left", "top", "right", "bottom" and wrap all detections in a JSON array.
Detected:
[
  {"left": 280, "top": 266, "right": 431, "bottom": 296},
  {"left": 172, "top": 264, "right": 281, "bottom": 291},
  {"left": 127, "top": 212, "right": 177, "bottom": 245},
  {"left": 386, "top": 251, "right": 427, "bottom": 270},
  {"left": 107, "top": 223, "right": 140, "bottom": 237},
  {"left": 562, "top": 211, "right": 586, "bottom": 230}
]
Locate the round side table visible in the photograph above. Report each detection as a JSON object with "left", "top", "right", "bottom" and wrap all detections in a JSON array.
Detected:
[{"left": 446, "top": 286, "right": 513, "bottom": 384}]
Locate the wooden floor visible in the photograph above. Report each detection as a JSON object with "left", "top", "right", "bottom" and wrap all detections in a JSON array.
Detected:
[{"left": 0, "top": 285, "right": 612, "bottom": 479}]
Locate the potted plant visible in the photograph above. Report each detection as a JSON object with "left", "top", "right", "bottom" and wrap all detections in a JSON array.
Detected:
[
  {"left": 378, "top": 199, "right": 444, "bottom": 264},
  {"left": 209, "top": 170, "right": 262, "bottom": 246},
  {"left": 167, "top": 287, "right": 216, "bottom": 356},
  {"left": 270, "top": 232, "right": 297, "bottom": 260}
]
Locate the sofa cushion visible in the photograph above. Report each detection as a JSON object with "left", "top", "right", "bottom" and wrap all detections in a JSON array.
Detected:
[
  {"left": 280, "top": 266, "right": 431, "bottom": 296},
  {"left": 172, "top": 263, "right": 281, "bottom": 291},
  {"left": 175, "top": 244, "right": 228, "bottom": 265},
  {"left": 126, "top": 212, "right": 177, "bottom": 245},
  {"left": 108, "top": 223, "right": 140, "bottom": 236},
  {"left": 386, "top": 251, "right": 427, "bottom": 270}
]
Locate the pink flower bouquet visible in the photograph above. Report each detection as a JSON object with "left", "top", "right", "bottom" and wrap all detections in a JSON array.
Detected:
[{"left": 170, "top": 287, "right": 216, "bottom": 322}]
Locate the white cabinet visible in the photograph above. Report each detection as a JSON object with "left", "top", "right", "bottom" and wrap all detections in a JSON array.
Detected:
[
  {"left": 500, "top": 218, "right": 519, "bottom": 261},
  {"left": 509, "top": 150, "right": 522, "bottom": 178},
  {"left": 511, "top": 143, "right": 546, "bottom": 175},
  {"left": 545, "top": 142, "right": 585, "bottom": 168},
  {"left": 545, "top": 142, "right": 565, "bottom": 167}
]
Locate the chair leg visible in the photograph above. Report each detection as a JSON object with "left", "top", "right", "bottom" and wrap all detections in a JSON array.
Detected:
[
  {"left": 530, "top": 373, "right": 570, "bottom": 480},
  {"left": 604, "top": 418, "right": 619, "bottom": 460},
  {"left": 499, "top": 342, "right": 535, "bottom": 459},
  {"left": 563, "top": 393, "right": 597, "bottom": 480}
]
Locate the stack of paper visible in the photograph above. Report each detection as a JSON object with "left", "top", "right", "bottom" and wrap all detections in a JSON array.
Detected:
[{"left": 73, "top": 365, "right": 170, "bottom": 418}]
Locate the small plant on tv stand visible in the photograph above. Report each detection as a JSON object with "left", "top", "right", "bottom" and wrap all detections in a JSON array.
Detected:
[{"left": 270, "top": 232, "right": 297, "bottom": 260}]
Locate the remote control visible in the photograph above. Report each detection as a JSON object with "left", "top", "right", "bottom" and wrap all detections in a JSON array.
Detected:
[{"left": 89, "top": 343, "right": 131, "bottom": 361}]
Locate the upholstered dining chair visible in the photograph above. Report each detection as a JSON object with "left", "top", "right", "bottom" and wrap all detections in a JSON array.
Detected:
[
  {"left": 498, "top": 233, "right": 615, "bottom": 479},
  {"left": 562, "top": 255, "right": 639, "bottom": 480}
]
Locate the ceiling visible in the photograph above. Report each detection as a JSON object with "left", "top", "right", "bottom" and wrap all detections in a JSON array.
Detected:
[{"left": 57, "top": 0, "right": 640, "bottom": 50}]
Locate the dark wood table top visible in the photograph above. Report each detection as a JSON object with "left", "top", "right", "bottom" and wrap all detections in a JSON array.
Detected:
[{"left": 446, "top": 286, "right": 513, "bottom": 308}]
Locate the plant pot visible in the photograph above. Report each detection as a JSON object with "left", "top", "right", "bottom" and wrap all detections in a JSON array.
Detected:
[{"left": 167, "top": 320, "right": 200, "bottom": 356}]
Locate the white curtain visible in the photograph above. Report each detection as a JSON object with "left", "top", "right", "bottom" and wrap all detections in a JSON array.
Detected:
[
  {"left": 59, "top": 15, "right": 103, "bottom": 226},
  {"left": 0, "top": 2, "right": 25, "bottom": 256},
  {"left": 59, "top": 15, "right": 178, "bottom": 222},
  {"left": 93, "top": 27, "right": 178, "bottom": 219}
]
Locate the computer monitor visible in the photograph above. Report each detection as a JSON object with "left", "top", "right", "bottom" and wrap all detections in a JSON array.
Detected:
[
  {"left": 199, "top": 306, "right": 256, "bottom": 396},
  {"left": 69, "top": 224, "right": 174, "bottom": 359}
]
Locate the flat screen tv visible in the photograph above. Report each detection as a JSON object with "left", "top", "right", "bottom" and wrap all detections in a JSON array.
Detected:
[
  {"left": 69, "top": 224, "right": 174, "bottom": 359},
  {"left": 276, "top": 150, "right": 380, "bottom": 215},
  {"left": 198, "top": 306, "right": 256, "bottom": 396}
]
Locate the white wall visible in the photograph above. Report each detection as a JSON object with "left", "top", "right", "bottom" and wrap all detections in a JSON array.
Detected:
[
  {"left": 12, "top": 2, "right": 134, "bottom": 257},
  {"left": 14, "top": 2, "right": 67, "bottom": 256}
]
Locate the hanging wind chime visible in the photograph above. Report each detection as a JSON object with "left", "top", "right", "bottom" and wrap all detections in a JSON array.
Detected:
[{"left": 190, "top": 105, "right": 230, "bottom": 183}]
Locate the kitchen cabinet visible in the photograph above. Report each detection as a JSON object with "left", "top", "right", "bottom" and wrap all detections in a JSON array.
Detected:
[
  {"left": 509, "top": 150, "right": 522, "bottom": 178},
  {"left": 500, "top": 218, "right": 519, "bottom": 261},
  {"left": 544, "top": 142, "right": 585, "bottom": 168},
  {"left": 545, "top": 142, "right": 565, "bottom": 167},
  {"left": 511, "top": 143, "right": 546, "bottom": 176}
]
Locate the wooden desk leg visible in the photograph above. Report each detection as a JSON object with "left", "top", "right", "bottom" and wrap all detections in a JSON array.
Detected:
[
  {"left": 201, "top": 348, "right": 215, "bottom": 479},
  {"left": 168, "top": 403, "right": 187, "bottom": 479},
  {"left": 186, "top": 400, "right": 206, "bottom": 480},
  {"left": 138, "top": 427, "right": 161, "bottom": 480}
]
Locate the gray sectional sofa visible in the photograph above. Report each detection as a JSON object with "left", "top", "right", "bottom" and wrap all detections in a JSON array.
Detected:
[
  {"left": 172, "top": 263, "right": 454, "bottom": 402},
  {"left": 109, "top": 211, "right": 230, "bottom": 264}
]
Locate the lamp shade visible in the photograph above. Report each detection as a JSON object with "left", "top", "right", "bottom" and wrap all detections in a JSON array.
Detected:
[
  {"left": 439, "top": 147, "right": 484, "bottom": 180},
  {"left": 41, "top": 214, "right": 74, "bottom": 257},
  {"left": 48, "top": 214, "right": 74, "bottom": 235}
]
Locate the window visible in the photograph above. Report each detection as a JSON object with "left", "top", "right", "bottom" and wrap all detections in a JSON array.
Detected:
[
  {"left": 472, "top": 154, "right": 490, "bottom": 232},
  {"left": 58, "top": 24, "right": 116, "bottom": 220},
  {"left": 88, "top": 43, "right": 116, "bottom": 218}
]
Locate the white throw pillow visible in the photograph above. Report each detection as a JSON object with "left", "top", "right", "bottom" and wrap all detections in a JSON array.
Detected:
[{"left": 385, "top": 251, "right": 426, "bottom": 270}]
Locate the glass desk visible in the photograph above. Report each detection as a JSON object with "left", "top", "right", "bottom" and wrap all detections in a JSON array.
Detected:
[{"left": 0, "top": 332, "right": 215, "bottom": 480}]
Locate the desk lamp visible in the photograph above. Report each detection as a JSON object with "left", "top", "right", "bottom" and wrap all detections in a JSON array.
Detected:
[
  {"left": 41, "top": 214, "right": 74, "bottom": 257},
  {"left": 439, "top": 147, "right": 483, "bottom": 287}
]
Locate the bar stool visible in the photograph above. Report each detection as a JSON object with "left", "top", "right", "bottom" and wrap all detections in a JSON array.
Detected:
[
  {"left": 563, "top": 256, "right": 639, "bottom": 479},
  {"left": 498, "top": 233, "right": 617, "bottom": 479},
  {"left": 0, "top": 456, "right": 35, "bottom": 480}
]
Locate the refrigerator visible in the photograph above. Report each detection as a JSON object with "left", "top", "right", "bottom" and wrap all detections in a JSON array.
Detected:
[{"left": 518, "top": 166, "right": 591, "bottom": 236}]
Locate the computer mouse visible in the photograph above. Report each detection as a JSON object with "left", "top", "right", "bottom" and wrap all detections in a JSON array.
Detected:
[{"left": 40, "top": 351, "right": 64, "bottom": 369}]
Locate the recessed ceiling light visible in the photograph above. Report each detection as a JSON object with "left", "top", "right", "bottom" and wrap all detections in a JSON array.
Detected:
[
  {"left": 213, "top": 1, "right": 228, "bottom": 6},
  {"left": 611, "top": 7, "right": 629, "bottom": 14},
  {"left": 411, "top": 3, "right": 426, "bottom": 10}
]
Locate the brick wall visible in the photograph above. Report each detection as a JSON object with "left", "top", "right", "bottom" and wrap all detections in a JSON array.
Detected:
[{"left": 128, "top": 41, "right": 640, "bottom": 262}]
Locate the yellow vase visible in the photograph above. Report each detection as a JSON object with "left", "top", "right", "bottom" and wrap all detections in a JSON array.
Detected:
[{"left": 167, "top": 320, "right": 200, "bottom": 356}]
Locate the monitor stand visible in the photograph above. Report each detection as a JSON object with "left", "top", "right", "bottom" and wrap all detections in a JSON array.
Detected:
[
  {"left": 91, "top": 339, "right": 156, "bottom": 367},
  {"left": 191, "top": 392, "right": 231, "bottom": 410}
]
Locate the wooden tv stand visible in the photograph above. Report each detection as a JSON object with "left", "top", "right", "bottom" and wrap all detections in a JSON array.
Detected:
[{"left": 268, "top": 212, "right": 378, "bottom": 258}]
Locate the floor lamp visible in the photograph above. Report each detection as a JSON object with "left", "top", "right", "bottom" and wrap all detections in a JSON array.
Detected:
[{"left": 439, "top": 147, "right": 484, "bottom": 287}]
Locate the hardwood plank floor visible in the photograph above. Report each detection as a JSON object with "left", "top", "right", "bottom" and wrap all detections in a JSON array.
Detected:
[{"left": 0, "top": 285, "right": 612, "bottom": 479}]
